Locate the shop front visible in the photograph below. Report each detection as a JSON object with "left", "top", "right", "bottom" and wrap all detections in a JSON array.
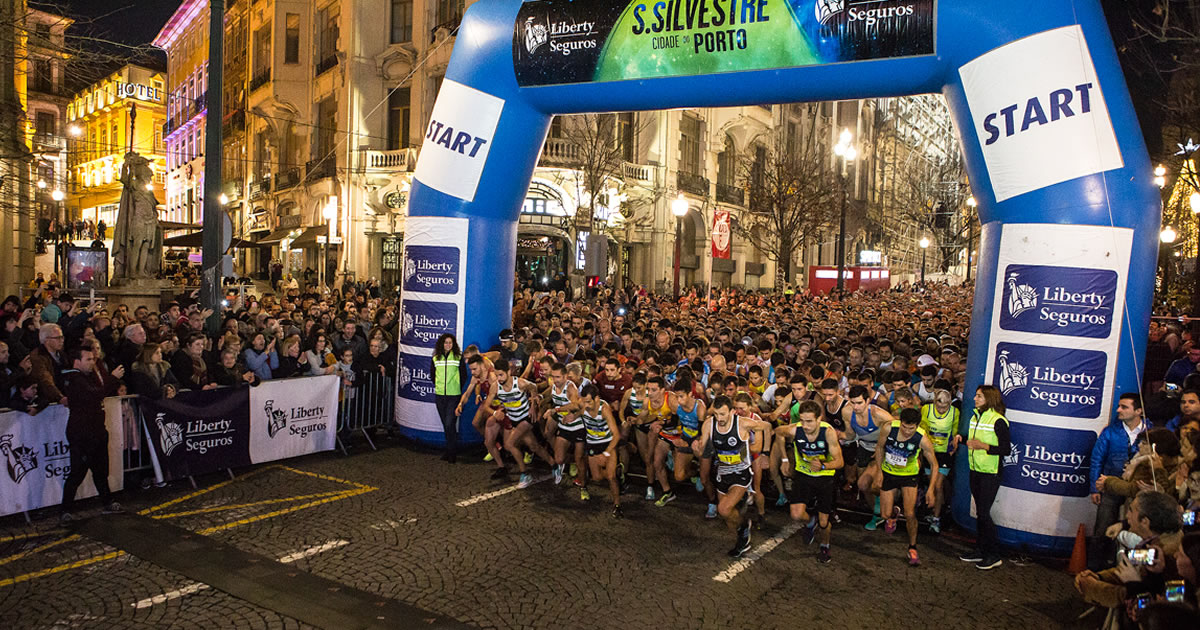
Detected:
[{"left": 516, "top": 179, "right": 573, "bottom": 291}]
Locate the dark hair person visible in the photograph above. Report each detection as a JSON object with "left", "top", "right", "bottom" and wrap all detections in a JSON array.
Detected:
[
  {"left": 957, "top": 385, "right": 1010, "bottom": 570},
  {"left": 431, "top": 333, "right": 467, "bottom": 462}
]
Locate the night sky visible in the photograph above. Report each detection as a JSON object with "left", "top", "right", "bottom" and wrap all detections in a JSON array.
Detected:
[{"left": 53, "top": 0, "right": 177, "bottom": 48}]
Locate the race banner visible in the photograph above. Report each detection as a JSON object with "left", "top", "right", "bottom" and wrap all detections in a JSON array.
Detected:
[
  {"left": 0, "top": 405, "right": 124, "bottom": 517},
  {"left": 248, "top": 375, "right": 339, "bottom": 464},
  {"left": 712, "top": 208, "right": 731, "bottom": 259},
  {"left": 513, "top": 0, "right": 935, "bottom": 87},
  {"left": 142, "top": 387, "right": 251, "bottom": 481}
]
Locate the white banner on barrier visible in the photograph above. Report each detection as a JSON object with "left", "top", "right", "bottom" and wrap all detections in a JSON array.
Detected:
[
  {"left": 0, "top": 405, "right": 124, "bottom": 517},
  {"left": 249, "top": 375, "right": 340, "bottom": 464}
]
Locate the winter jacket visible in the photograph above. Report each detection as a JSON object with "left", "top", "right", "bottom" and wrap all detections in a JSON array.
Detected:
[
  {"left": 1090, "top": 420, "right": 1149, "bottom": 491},
  {"left": 61, "top": 367, "right": 121, "bottom": 438}
]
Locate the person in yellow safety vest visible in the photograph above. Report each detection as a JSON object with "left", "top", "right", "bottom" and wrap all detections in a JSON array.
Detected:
[
  {"left": 919, "top": 388, "right": 960, "bottom": 534},
  {"left": 432, "top": 333, "right": 467, "bottom": 463},
  {"left": 956, "top": 385, "right": 1010, "bottom": 571}
]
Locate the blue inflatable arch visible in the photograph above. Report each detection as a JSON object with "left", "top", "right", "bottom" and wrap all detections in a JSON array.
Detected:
[{"left": 396, "top": 0, "right": 1159, "bottom": 553}]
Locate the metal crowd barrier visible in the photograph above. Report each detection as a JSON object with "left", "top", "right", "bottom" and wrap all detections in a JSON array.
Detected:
[{"left": 336, "top": 369, "right": 395, "bottom": 453}]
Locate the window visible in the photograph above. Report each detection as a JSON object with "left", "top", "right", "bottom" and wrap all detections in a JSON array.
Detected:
[
  {"left": 752, "top": 145, "right": 767, "bottom": 191},
  {"left": 317, "top": 7, "right": 339, "bottom": 62},
  {"left": 154, "top": 128, "right": 163, "bottom": 151},
  {"left": 548, "top": 115, "right": 563, "bottom": 139},
  {"left": 679, "top": 115, "right": 702, "bottom": 175},
  {"left": 436, "top": 0, "right": 464, "bottom": 27},
  {"left": 35, "top": 111, "right": 55, "bottom": 136},
  {"left": 112, "top": 121, "right": 120, "bottom": 152},
  {"left": 391, "top": 0, "right": 412, "bottom": 44},
  {"left": 717, "top": 134, "right": 736, "bottom": 186},
  {"left": 616, "top": 112, "right": 635, "bottom": 162},
  {"left": 253, "top": 22, "right": 272, "bottom": 78},
  {"left": 255, "top": 132, "right": 268, "bottom": 179},
  {"left": 315, "top": 97, "right": 337, "bottom": 158},
  {"left": 386, "top": 88, "right": 410, "bottom": 150},
  {"left": 285, "top": 14, "right": 299, "bottom": 63},
  {"left": 30, "top": 59, "right": 52, "bottom": 93}
]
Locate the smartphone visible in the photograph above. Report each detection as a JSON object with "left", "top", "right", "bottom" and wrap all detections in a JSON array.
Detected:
[
  {"left": 1134, "top": 593, "right": 1151, "bottom": 612},
  {"left": 1165, "top": 580, "right": 1187, "bottom": 603},
  {"left": 1184, "top": 510, "right": 1196, "bottom": 526},
  {"left": 1126, "top": 548, "right": 1159, "bottom": 566}
]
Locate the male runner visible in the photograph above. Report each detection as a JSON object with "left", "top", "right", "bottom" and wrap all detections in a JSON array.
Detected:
[
  {"left": 775, "top": 400, "right": 843, "bottom": 564},
  {"left": 484, "top": 358, "right": 553, "bottom": 487},
  {"left": 843, "top": 384, "right": 893, "bottom": 530},
  {"left": 577, "top": 384, "right": 623, "bottom": 517},
  {"left": 919, "top": 388, "right": 959, "bottom": 533},
  {"left": 873, "top": 407, "right": 939, "bottom": 566},
  {"left": 734, "top": 392, "right": 771, "bottom": 524},
  {"left": 543, "top": 362, "right": 584, "bottom": 487},
  {"left": 697, "top": 395, "right": 773, "bottom": 557}
]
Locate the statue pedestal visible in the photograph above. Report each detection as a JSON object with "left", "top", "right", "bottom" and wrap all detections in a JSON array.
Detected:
[{"left": 102, "top": 279, "right": 174, "bottom": 314}]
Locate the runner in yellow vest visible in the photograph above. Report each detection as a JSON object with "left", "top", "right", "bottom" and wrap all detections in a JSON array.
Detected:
[
  {"left": 919, "top": 389, "right": 960, "bottom": 534},
  {"left": 775, "top": 399, "right": 843, "bottom": 564},
  {"left": 873, "top": 407, "right": 939, "bottom": 566},
  {"left": 955, "top": 385, "right": 1010, "bottom": 571}
]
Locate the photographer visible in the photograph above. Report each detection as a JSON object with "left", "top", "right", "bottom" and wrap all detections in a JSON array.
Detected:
[{"left": 1074, "top": 490, "right": 1183, "bottom": 627}]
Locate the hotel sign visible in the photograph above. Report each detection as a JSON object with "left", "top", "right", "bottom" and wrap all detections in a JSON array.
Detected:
[{"left": 116, "top": 82, "right": 163, "bottom": 103}]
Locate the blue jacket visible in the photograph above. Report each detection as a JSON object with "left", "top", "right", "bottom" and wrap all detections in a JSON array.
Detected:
[
  {"left": 1089, "top": 419, "right": 1149, "bottom": 491},
  {"left": 1163, "top": 357, "right": 1198, "bottom": 387},
  {"left": 244, "top": 348, "right": 279, "bottom": 382}
]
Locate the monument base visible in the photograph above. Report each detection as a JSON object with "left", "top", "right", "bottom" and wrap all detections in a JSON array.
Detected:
[{"left": 103, "top": 279, "right": 175, "bottom": 314}]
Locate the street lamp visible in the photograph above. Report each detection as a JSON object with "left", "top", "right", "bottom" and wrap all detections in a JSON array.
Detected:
[
  {"left": 50, "top": 189, "right": 64, "bottom": 202},
  {"left": 36, "top": 179, "right": 46, "bottom": 189},
  {"left": 218, "top": 193, "right": 229, "bottom": 206},
  {"left": 919, "top": 236, "right": 930, "bottom": 284},
  {"left": 67, "top": 124, "right": 81, "bottom": 137},
  {"left": 321, "top": 196, "right": 338, "bottom": 289},
  {"left": 965, "top": 196, "right": 977, "bottom": 283},
  {"left": 1154, "top": 165, "right": 1167, "bottom": 188},
  {"left": 671, "top": 193, "right": 688, "bottom": 298},
  {"left": 1161, "top": 226, "right": 1177, "bottom": 243},
  {"left": 1190, "top": 191, "right": 1200, "bottom": 214},
  {"left": 833, "top": 128, "right": 857, "bottom": 292}
]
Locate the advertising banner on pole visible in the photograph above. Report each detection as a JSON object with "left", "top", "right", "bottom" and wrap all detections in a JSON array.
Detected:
[
  {"left": 141, "top": 387, "right": 252, "bottom": 481},
  {"left": 396, "top": 217, "right": 469, "bottom": 435},
  {"left": 0, "top": 405, "right": 124, "bottom": 517},
  {"left": 712, "top": 208, "right": 731, "bottom": 259},
  {"left": 513, "top": 0, "right": 935, "bottom": 87},
  {"left": 248, "top": 375, "right": 339, "bottom": 464}
]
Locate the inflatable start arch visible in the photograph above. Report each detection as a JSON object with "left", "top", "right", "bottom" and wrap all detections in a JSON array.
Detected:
[{"left": 395, "top": 0, "right": 1160, "bottom": 553}]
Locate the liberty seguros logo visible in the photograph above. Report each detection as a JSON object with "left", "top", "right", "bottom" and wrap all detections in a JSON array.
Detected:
[
  {"left": 1006, "top": 272, "right": 1038, "bottom": 319},
  {"left": 265, "top": 398, "right": 328, "bottom": 440},
  {"left": 0, "top": 434, "right": 36, "bottom": 484},
  {"left": 1000, "top": 265, "right": 1116, "bottom": 338},
  {"left": 156, "top": 412, "right": 185, "bottom": 456},
  {"left": 997, "top": 350, "right": 1029, "bottom": 396},
  {"left": 992, "top": 342, "right": 1106, "bottom": 418},
  {"left": 523, "top": 16, "right": 548, "bottom": 54},
  {"left": 815, "top": 0, "right": 845, "bottom": 24}
]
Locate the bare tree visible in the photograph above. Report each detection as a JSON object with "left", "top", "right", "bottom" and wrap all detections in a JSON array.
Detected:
[
  {"left": 891, "top": 150, "right": 972, "bottom": 273},
  {"left": 732, "top": 106, "right": 841, "bottom": 287}
]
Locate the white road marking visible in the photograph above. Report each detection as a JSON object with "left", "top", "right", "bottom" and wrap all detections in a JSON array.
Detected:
[
  {"left": 713, "top": 522, "right": 803, "bottom": 583},
  {"left": 369, "top": 518, "right": 418, "bottom": 530},
  {"left": 130, "top": 540, "right": 350, "bottom": 609},
  {"left": 455, "top": 474, "right": 553, "bottom": 507}
]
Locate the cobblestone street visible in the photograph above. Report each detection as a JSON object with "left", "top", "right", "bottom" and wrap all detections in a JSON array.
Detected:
[{"left": 2, "top": 439, "right": 1094, "bottom": 629}]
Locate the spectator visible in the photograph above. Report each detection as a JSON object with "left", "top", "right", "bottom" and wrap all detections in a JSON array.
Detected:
[
  {"left": 28, "top": 323, "right": 67, "bottom": 405},
  {"left": 1090, "top": 393, "right": 1153, "bottom": 568},
  {"left": 330, "top": 320, "right": 366, "bottom": 361},
  {"left": 111, "top": 323, "right": 145, "bottom": 373},
  {"left": 305, "top": 334, "right": 336, "bottom": 376},
  {"left": 244, "top": 332, "right": 279, "bottom": 381},
  {"left": 59, "top": 345, "right": 125, "bottom": 521},
  {"left": 1165, "top": 346, "right": 1200, "bottom": 389},
  {"left": 1097, "top": 428, "right": 1181, "bottom": 511},
  {"left": 4, "top": 374, "right": 42, "bottom": 414},
  {"left": 211, "top": 348, "right": 257, "bottom": 388},
  {"left": 272, "top": 336, "right": 308, "bottom": 379},
  {"left": 171, "top": 333, "right": 214, "bottom": 390},
  {"left": 128, "top": 343, "right": 179, "bottom": 399}
]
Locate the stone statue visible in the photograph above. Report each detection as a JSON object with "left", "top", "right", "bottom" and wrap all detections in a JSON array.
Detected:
[{"left": 111, "top": 152, "right": 163, "bottom": 281}]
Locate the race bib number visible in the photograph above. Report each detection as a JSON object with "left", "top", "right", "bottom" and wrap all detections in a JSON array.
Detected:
[{"left": 885, "top": 450, "right": 909, "bottom": 468}]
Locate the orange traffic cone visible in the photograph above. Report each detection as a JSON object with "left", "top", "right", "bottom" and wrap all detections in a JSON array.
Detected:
[{"left": 1068, "top": 523, "right": 1087, "bottom": 574}]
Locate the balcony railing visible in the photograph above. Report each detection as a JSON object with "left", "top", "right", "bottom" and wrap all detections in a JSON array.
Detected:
[
  {"left": 223, "top": 109, "right": 245, "bottom": 136},
  {"left": 430, "top": 13, "right": 462, "bottom": 42},
  {"left": 249, "top": 70, "right": 271, "bottom": 92},
  {"left": 677, "top": 171, "right": 710, "bottom": 197},
  {"left": 716, "top": 182, "right": 745, "bottom": 206},
  {"left": 539, "top": 137, "right": 580, "bottom": 166},
  {"left": 315, "top": 54, "right": 338, "bottom": 77},
  {"left": 365, "top": 148, "right": 417, "bottom": 171},
  {"left": 32, "top": 133, "right": 64, "bottom": 150},
  {"left": 249, "top": 177, "right": 271, "bottom": 200},
  {"left": 274, "top": 167, "right": 300, "bottom": 190},
  {"left": 621, "top": 161, "right": 652, "bottom": 182},
  {"left": 306, "top": 158, "right": 335, "bottom": 182}
]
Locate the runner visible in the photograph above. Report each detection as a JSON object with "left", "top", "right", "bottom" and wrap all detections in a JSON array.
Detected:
[
  {"left": 844, "top": 384, "right": 894, "bottom": 529},
  {"left": 543, "top": 362, "right": 584, "bottom": 488},
  {"left": 484, "top": 358, "right": 554, "bottom": 487},
  {"left": 733, "top": 392, "right": 772, "bottom": 524},
  {"left": 697, "top": 395, "right": 773, "bottom": 557},
  {"left": 577, "top": 384, "right": 624, "bottom": 517},
  {"left": 655, "top": 379, "right": 714, "bottom": 515},
  {"left": 619, "top": 372, "right": 660, "bottom": 499},
  {"left": 873, "top": 407, "right": 940, "bottom": 566},
  {"left": 458, "top": 354, "right": 507, "bottom": 474},
  {"left": 776, "top": 400, "right": 843, "bottom": 564},
  {"left": 919, "top": 388, "right": 959, "bottom": 533}
]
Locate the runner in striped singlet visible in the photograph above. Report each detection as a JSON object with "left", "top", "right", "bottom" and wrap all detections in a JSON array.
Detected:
[
  {"left": 542, "top": 362, "right": 583, "bottom": 486},
  {"left": 577, "top": 384, "right": 623, "bottom": 518},
  {"left": 484, "top": 358, "right": 553, "bottom": 489}
]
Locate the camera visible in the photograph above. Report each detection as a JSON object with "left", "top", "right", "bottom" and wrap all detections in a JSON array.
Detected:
[
  {"left": 617, "top": 307, "right": 627, "bottom": 316},
  {"left": 221, "top": 299, "right": 229, "bottom": 307},
  {"left": 1125, "top": 548, "right": 1158, "bottom": 566},
  {"left": 1184, "top": 510, "right": 1196, "bottom": 526},
  {"left": 1165, "top": 580, "right": 1187, "bottom": 603}
]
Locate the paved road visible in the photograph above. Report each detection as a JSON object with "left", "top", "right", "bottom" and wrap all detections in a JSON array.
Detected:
[{"left": 1, "top": 438, "right": 1094, "bottom": 629}]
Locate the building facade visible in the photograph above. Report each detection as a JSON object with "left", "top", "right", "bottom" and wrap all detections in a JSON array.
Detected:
[
  {"left": 65, "top": 65, "right": 167, "bottom": 229},
  {"left": 148, "top": 0, "right": 961, "bottom": 293}
]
